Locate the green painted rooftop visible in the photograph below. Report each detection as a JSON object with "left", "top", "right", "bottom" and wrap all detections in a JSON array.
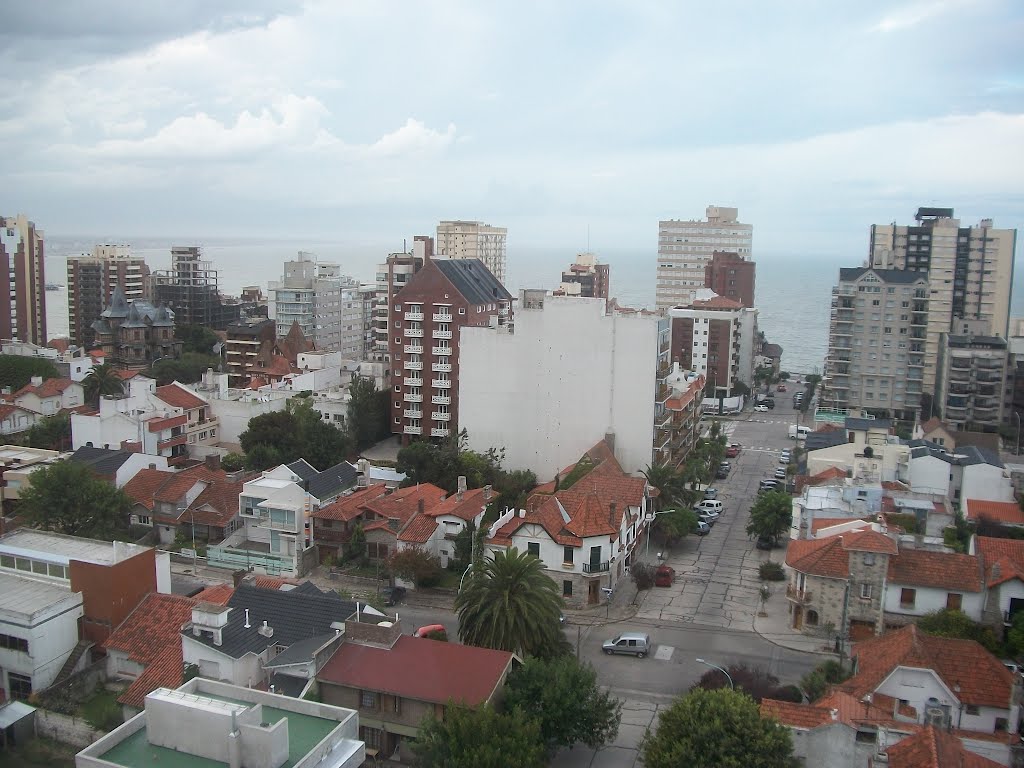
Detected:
[{"left": 97, "top": 697, "right": 338, "bottom": 768}]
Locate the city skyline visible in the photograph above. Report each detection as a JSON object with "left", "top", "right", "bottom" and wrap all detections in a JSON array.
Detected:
[{"left": 1, "top": 1, "right": 1021, "bottom": 261}]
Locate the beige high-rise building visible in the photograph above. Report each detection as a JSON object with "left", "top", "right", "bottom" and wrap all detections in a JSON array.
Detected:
[
  {"left": 0, "top": 214, "right": 46, "bottom": 345},
  {"left": 436, "top": 220, "right": 507, "bottom": 286},
  {"left": 868, "top": 207, "right": 1017, "bottom": 388},
  {"left": 656, "top": 206, "right": 752, "bottom": 311},
  {"left": 67, "top": 245, "right": 150, "bottom": 347}
]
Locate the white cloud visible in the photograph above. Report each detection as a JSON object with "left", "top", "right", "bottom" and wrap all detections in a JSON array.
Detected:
[{"left": 873, "top": 0, "right": 973, "bottom": 32}]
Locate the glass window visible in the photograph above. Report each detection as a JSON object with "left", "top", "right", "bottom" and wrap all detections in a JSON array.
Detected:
[
  {"left": 563, "top": 580, "right": 573, "bottom": 597},
  {"left": 527, "top": 542, "right": 540, "bottom": 558}
]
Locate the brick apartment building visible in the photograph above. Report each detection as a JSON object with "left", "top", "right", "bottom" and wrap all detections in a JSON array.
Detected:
[
  {"left": 389, "top": 258, "right": 511, "bottom": 442},
  {"left": 704, "top": 250, "right": 755, "bottom": 308}
]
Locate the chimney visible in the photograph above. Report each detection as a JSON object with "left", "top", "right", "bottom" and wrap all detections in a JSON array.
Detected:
[
  {"left": 244, "top": 609, "right": 251, "bottom": 628},
  {"left": 604, "top": 430, "right": 615, "bottom": 454},
  {"left": 258, "top": 620, "right": 274, "bottom": 638},
  {"left": 418, "top": 498, "right": 424, "bottom": 515},
  {"left": 149, "top": 463, "right": 157, "bottom": 470},
  {"left": 608, "top": 503, "right": 617, "bottom": 527},
  {"left": 457, "top": 475, "right": 467, "bottom": 501},
  {"left": 30, "top": 376, "right": 42, "bottom": 386},
  {"left": 993, "top": 562, "right": 1002, "bottom": 582},
  {"left": 829, "top": 708, "right": 838, "bottom": 721},
  {"left": 483, "top": 484, "right": 493, "bottom": 501},
  {"left": 205, "top": 453, "right": 221, "bottom": 471}
]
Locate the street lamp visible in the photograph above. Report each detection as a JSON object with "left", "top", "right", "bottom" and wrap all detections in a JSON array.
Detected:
[
  {"left": 695, "top": 658, "right": 734, "bottom": 689},
  {"left": 1015, "top": 411, "right": 1021, "bottom": 456},
  {"left": 644, "top": 509, "right": 676, "bottom": 559}
]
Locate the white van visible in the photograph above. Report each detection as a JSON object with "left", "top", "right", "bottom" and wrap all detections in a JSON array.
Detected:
[
  {"left": 788, "top": 425, "right": 811, "bottom": 440},
  {"left": 694, "top": 500, "right": 724, "bottom": 514}
]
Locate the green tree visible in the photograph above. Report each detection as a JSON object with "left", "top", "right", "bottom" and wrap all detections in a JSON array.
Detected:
[
  {"left": 1007, "top": 611, "right": 1024, "bottom": 657},
  {"left": 0, "top": 355, "right": 59, "bottom": 391},
  {"left": 412, "top": 703, "right": 545, "bottom": 768},
  {"left": 800, "top": 660, "right": 851, "bottom": 702},
  {"left": 746, "top": 491, "right": 793, "bottom": 545},
  {"left": 346, "top": 375, "right": 387, "bottom": 451},
  {"left": 455, "top": 548, "right": 567, "bottom": 659},
  {"left": 388, "top": 547, "right": 444, "bottom": 587},
  {"left": 82, "top": 363, "right": 124, "bottom": 405},
  {"left": 146, "top": 352, "right": 221, "bottom": 385},
  {"left": 641, "top": 688, "right": 796, "bottom": 768},
  {"left": 452, "top": 520, "right": 478, "bottom": 571},
  {"left": 19, "top": 412, "right": 70, "bottom": 450},
  {"left": 505, "top": 655, "right": 622, "bottom": 755},
  {"left": 656, "top": 507, "right": 700, "bottom": 547},
  {"left": 343, "top": 523, "right": 367, "bottom": 564},
  {"left": 19, "top": 460, "right": 131, "bottom": 538},
  {"left": 290, "top": 398, "right": 352, "bottom": 470},
  {"left": 916, "top": 609, "right": 1001, "bottom": 653},
  {"left": 175, "top": 324, "right": 219, "bottom": 354},
  {"left": 220, "top": 452, "right": 245, "bottom": 472},
  {"left": 643, "top": 463, "right": 685, "bottom": 512},
  {"left": 239, "top": 399, "right": 351, "bottom": 471}
]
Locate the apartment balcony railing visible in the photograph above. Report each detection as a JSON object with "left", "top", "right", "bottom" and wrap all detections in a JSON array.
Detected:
[
  {"left": 583, "top": 561, "right": 610, "bottom": 574},
  {"left": 498, "top": 308, "right": 510, "bottom": 317},
  {"left": 431, "top": 427, "right": 450, "bottom": 438},
  {"left": 405, "top": 328, "right": 424, "bottom": 338},
  {"left": 432, "top": 346, "right": 453, "bottom": 356},
  {"left": 405, "top": 377, "right": 423, "bottom": 387},
  {"left": 432, "top": 412, "right": 451, "bottom": 422},
  {"left": 404, "top": 425, "right": 422, "bottom": 435},
  {"left": 404, "top": 409, "right": 422, "bottom": 419},
  {"left": 432, "top": 379, "right": 452, "bottom": 389},
  {"left": 431, "top": 395, "right": 451, "bottom": 405},
  {"left": 404, "top": 311, "right": 424, "bottom": 321},
  {"left": 433, "top": 313, "right": 452, "bottom": 323},
  {"left": 405, "top": 361, "right": 423, "bottom": 371},
  {"left": 432, "top": 363, "right": 452, "bottom": 373},
  {"left": 785, "top": 585, "right": 813, "bottom": 604},
  {"left": 432, "top": 329, "right": 453, "bottom": 340},
  {"left": 404, "top": 344, "right": 423, "bottom": 355}
]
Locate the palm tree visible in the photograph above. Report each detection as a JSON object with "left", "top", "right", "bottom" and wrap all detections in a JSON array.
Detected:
[
  {"left": 643, "top": 463, "right": 685, "bottom": 512},
  {"left": 455, "top": 548, "right": 567, "bottom": 659},
  {"left": 83, "top": 363, "right": 124, "bottom": 405}
]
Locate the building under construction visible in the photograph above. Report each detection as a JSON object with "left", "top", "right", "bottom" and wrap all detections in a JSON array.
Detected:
[{"left": 150, "top": 246, "right": 242, "bottom": 329}]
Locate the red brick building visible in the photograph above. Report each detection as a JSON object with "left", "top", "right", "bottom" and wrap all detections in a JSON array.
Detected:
[
  {"left": 389, "top": 258, "right": 511, "bottom": 442},
  {"left": 704, "top": 250, "right": 755, "bottom": 308}
]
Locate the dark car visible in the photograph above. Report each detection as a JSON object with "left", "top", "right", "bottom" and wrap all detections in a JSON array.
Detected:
[
  {"left": 381, "top": 585, "right": 407, "bottom": 606},
  {"left": 654, "top": 565, "right": 676, "bottom": 587},
  {"left": 716, "top": 467, "right": 730, "bottom": 479}
]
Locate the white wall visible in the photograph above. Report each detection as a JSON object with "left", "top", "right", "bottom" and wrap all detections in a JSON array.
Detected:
[
  {"left": 960, "top": 463, "right": 1014, "bottom": 514},
  {"left": 874, "top": 667, "right": 1007, "bottom": 733},
  {"left": 0, "top": 593, "right": 84, "bottom": 691},
  {"left": 208, "top": 395, "right": 289, "bottom": 445},
  {"left": 182, "top": 636, "right": 265, "bottom": 687},
  {"left": 996, "top": 580, "right": 1024, "bottom": 617},
  {"left": 907, "top": 455, "right": 952, "bottom": 497},
  {"left": 460, "top": 295, "right": 659, "bottom": 478},
  {"left": 883, "top": 582, "right": 984, "bottom": 621},
  {"left": 115, "top": 454, "right": 169, "bottom": 487}
]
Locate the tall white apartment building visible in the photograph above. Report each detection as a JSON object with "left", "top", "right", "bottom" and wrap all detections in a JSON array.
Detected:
[
  {"left": 667, "top": 296, "right": 758, "bottom": 397},
  {"left": 436, "top": 220, "right": 508, "bottom": 286},
  {"left": 268, "top": 252, "right": 360, "bottom": 353},
  {"left": 868, "top": 208, "right": 1017, "bottom": 388},
  {"left": 656, "top": 206, "right": 752, "bottom": 311}
]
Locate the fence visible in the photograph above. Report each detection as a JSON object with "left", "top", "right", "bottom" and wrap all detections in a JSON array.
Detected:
[{"left": 35, "top": 710, "right": 105, "bottom": 748}]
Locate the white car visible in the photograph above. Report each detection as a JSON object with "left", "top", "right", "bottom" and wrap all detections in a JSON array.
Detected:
[
  {"left": 754, "top": 404, "right": 769, "bottom": 412},
  {"left": 697, "top": 511, "right": 719, "bottom": 526},
  {"left": 779, "top": 453, "right": 791, "bottom": 464}
]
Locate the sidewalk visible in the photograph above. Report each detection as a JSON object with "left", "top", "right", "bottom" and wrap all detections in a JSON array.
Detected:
[{"left": 751, "top": 589, "right": 835, "bottom": 656}]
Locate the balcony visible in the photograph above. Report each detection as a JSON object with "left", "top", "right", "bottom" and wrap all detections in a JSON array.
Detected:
[
  {"left": 405, "top": 377, "right": 423, "bottom": 387},
  {"left": 158, "top": 435, "right": 187, "bottom": 450},
  {"left": 405, "top": 361, "right": 423, "bottom": 371},
  {"left": 404, "top": 425, "right": 422, "bottom": 435},
  {"left": 950, "top": 356, "right": 972, "bottom": 370},
  {"left": 432, "top": 379, "right": 452, "bottom": 389},
  {"left": 432, "top": 329, "right": 453, "bottom": 340},
  {"left": 431, "top": 427, "right": 450, "bottom": 438},
  {"left": 404, "top": 344, "right": 423, "bottom": 355},
  {"left": 433, "top": 312, "right": 452, "bottom": 323},
  {"left": 432, "top": 362, "right": 452, "bottom": 373},
  {"left": 432, "top": 411, "right": 451, "bottom": 422},
  {"left": 786, "top": 585, "right": 813, "bottom": 604},
  {"left": 432, "top": 346, "right": 452, "bottom": 356},
  {"left": 404, "top": 409, "right": 422, "bottom": 419},
  {"left": 404, "top": 311, "right": 424, "bottom": 321},
  {"left": 583, "top": 561, "right": 610, "bottom": 574},
  {"left": 405, "top": 328, "right": 424, "bottom": 338},
  {"left": 431, "top": 395, "right": 451, "bottom": 405}
]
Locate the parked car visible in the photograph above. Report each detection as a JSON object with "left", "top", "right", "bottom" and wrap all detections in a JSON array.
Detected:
[
  {"left": 777, "top": 384, "right": 787, "bottom": 392},
  {"left": 719, "top": 461, "right": 731, "bottom": 471},
  {"left": 381, "top": 585, "right": 407, "bottom": 606},
  {"left": 703, "top": 487, "right": 718, "bottom": 500},
  {"left": 603, "top": 632, "right": 652, "bottom": 658},
  {"left": 754, "top": 404, "right": 769, "bottom": 412},
  {"left": 716, "top": 468, "right": 729, "bottom": 479},
  {"left": 694, "top": 500, "right": 723, "bottom": 514},
  {"left": 725, "top": 446, "right": 739, "bottom": 458},
  {"left": 697, "top": 511, "right": 719, "bottom": 526},
  {"left": 654, "top": 565, "right": 676, "bottom": 587},
  {"left": 695, "top": 521, "right": 711, "bottom": 536},
  {"left": 774, "top": 468, "right": 788, "bottom": 480},
  {"left": 778, "top": 452, "right": 791, "bottom": 465},
  {"left": 414, "top": 624, "right": 448, "bottom": 640},
  {"left": 759, "top": 479, "right": 781, "bottom": 492}
]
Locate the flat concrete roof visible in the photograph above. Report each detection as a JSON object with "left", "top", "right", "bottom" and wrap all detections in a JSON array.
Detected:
[
  {"left": 0, "top": 529, "right": 149, "bottom": 565},
  {"left": 97, "top": 698, "right": 338, "bottom": 768},
  {"left": 0, "top": 571, "right": 79, "bottom": 618}
]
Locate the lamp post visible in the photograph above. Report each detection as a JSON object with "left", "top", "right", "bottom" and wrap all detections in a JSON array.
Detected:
[
  {"left": 1015, "top": 411, "right": 1021, "bottom": 456},
  {"left": 644, "top": 509, "right": 674, "bottom": 560},
  {"left": 695, "top": 658, "right": 734, "bottom": 689}
]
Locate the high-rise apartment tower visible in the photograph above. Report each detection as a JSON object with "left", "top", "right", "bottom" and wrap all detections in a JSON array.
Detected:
[
  {"left": 436, "top": 221, "right": 507, "bottom": 287},
  {"left": 0, "top": 214, "right": 46, "bottom": 345}
]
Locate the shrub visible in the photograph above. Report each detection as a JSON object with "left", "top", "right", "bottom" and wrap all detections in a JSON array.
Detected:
[
  {"left": 221, "top": 452, "right": 245, "bottom": 472},
  {"left": 800, "top": 660, "right": 851, "bottom": 702},
  {"left": 758, "top": 561, "right": 786, "bottom": 581},
  {"left": 690, "top": 663, "right": 785, "bottom": 703},
  {"left": 631, "top": 563, "right": 656, "bottom": 591},
  {"left": 773, "top": 684, "right": 804, "bottom": 703},
  {"left": 388, "top": 547, "right": 443, "bottom": 588}
]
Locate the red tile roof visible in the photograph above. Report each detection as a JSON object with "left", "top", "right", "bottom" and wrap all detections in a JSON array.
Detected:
[
  {"left": 104, "top": 593, "right": 198, "bottom": 664},
  {"left": 786, "top": 537, "right": 850, "bottom": 578},
  {"left": 967, "top": 499, "right": 1024, "bottom": 526},
  {"left": 361, "top": 484, "right": 447, "bottom": 531},
  {"left": 14, "top": 377, "right": 77, "bottom": 400},
  {"left": 119, "top": 645, "right": 184, "bottom": 709},
  {"left": 760, "top": 699, "right": 833, "bottom": 729},
  {"left": 123, "top": 468, "right": 175, "bottom": 511},
  {"left": 318, "top": 635, "right": 515, "bottom": 706},
  {"left": 154, "top": 383, "right": 207, "bottom": 410},
  {"left": 563, "top": 493, "right": 617, "bottom": 539},
  {"left": 488, "top": 495, "right": 581, "bottom": 548},
  {"left": 692, "top": 295, "right": 743, "bottom": 310},
  {"left": 841, "top": 625, "right": 1012, "bottom": 709},
  {"left": 245, "top": 576, "right": 297, "bottom": 591},
  {"left": 314, "top": 484, "right": 389, "bottom": 522},
  {"left": 398, "top": 513, "right": 439, "bottom": 544},
  {"left": 194, "top": 584, "right": 235, "bottom": 604},
  {"left": 977, "top": 537, "right": 1024, "bottom": 587},
  {"left": 840, "top": 529, "right": 898, "bottom": 555},
  {"left": 887, "top": 549, "right": 983, "bottom": 592},
  {"left": 426, "top": 487, "right": 491, "bottom": 522},
  {"left": 886, "top": 726, "right": 1005, "bottom": 768}
]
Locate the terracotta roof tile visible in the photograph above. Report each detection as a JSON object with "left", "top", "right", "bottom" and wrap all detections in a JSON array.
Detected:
[
  {"left": 146, "top": 413, "right": 188, "bottom": 432},
  {"left": 398, "top": 514, "right": 439, "bottom": 544},
  {"left": 313, "top": 484, "right": 389, "bottom": 522},
  {"left": 123, "top": 467, "right": 175, "bottom": 511},
  {"left": 840, "top": 529, "right": 899, "bottom": 555},
  {"left": 841, "top": 625, "right": 1012, "bottom": 709},
  {"left": 563, "top": 493, "right": 618, "bottom": 539},
  {"left": 967, "top": 499, "right": 1024, "bottom": 526},
  {"left": 977, "top": 537, "right": 1024, "bottom": 586},
  {"left": 426, "top": 487, "right": 490, "bottom": 522},
  {"left": 14, "top": 377, "right": 76, "bottom": 400},
  {"left": 760, "top": 699, "right": 833, "bottom": 729},
  {"left": 488, "top": 496, "right": 581, "bottom": 548},
  {"left": 362, "top": 484, "right": 447, "bottom": 528},
  {"left": 886, "top": 726, "right": 1005, "bottom": 768},
  {"left": 887, "top": 549, "right": 983, "bottom": 592},
  {"left": 154, "top": 383, "right": 207, "bottom": 410},
  {"left": 318, "top": 634, "right": 515, "bottom": 706},
  {"left": 245, "top": 576, "right": 297, "bottom": 590},
  {"left": 104, "top": 593, "right": 197, "bottom": 663},
  {"left": 786, "top": 537, "right": 849, "bottom": 578},
  {"left": 118, "top": 645, "right": 184, "bottom": 709},
  {"left": 194, "top": 584, "right": 234, "bottom": 604}
]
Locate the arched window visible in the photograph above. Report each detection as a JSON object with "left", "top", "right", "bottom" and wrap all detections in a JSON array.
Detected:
[{"left": 806, "top": 610, "right": 819, "bottom": 626}]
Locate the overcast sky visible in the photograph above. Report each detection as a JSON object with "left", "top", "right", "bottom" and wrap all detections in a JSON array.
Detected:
[{"left": 3, "top": 0, "right": 1022, "bottom": 258}]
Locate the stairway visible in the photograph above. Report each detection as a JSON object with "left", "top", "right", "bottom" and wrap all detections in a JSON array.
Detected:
[{"left": 51, "top": 640, "right": 93, "bottom": 687}]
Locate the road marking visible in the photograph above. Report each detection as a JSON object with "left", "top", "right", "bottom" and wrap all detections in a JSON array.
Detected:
[{"left": 654, "top": 644, "right": 675, "bottom": 661}]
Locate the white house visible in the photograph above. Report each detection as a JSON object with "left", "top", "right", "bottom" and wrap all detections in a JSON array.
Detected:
[
  {"left": 191, "top": 369, "right": 292, "bottom": 446},
  {"left": 0, "top": 404, "right": 38, "bottom": 436},
  {"left": 12, "top": 376, "right": 84, "bottom": 416},
  {"left": 459, "top": 292, "right": 665, "bottom": 479},
  {"left": 396, "top": 478, "right": 490, "bottom": 568},
  {"left": 905, "top": 440, "right": 1013, "bottom": 513}
]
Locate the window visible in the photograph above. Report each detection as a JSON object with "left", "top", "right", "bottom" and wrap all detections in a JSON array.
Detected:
[
  {"left": 563, "top": 546, "right": 574, "bottom": 565},
  {"left": 360, "top": 691, "right": 378, "bottom": 709},
  {"left": 563, "top": 580, "right": 573, "bottom": 597},
  {"left": 0, "top": 633, "right": 29, "bottom": 653},
  {"left": 459, "top": 308, "right": 466, "bottom": 315},
  {"left": 392, "top": 696, "right": 402, "bottom": 714},
  {"left": 946, "top": 593, "right": 963, "bottom": 611},
  {"left": 806, "top": 610, "right": 819, "bottom": 626},
  {"left": 8, "top": 672, "right": 31, "bottom": 701},
  {"left": 860, "top": 583, "right": 872, "bottom": 600},
  {"left": 527, "top": 542, "right": 540, "bottom": 558},
  {"left": 137, "top": 515, "right": 151, "bottom": 526},
  {"left": 965, "top": 704, "right": 980, "bottom": 716},
  {"left": 863, "top": 553, "right": 875, "bottom": 565},
  {"left": 360, "top": 726, "right": 382, "bottom": 749},
  {"left": 996, "top": 717, "right": 1009, "bottom": 732},
  {"left": 900, "top": 588, "right": 916, "bottom": 608},
  {"left": 855, "top": 730, "right": 876, "bottom": 744}
]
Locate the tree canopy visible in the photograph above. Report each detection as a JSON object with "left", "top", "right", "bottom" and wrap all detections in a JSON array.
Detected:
[
  {"left": 504, "top": 655, "right": 622, "bottom": 755},
  {"left": 175, "top": 324, "right": 220, "bottom": 355},
  {"left": 145, "top": 352, "right": 221, "bottom": 385},
  {"left": 916, "top": 609, "right": 1001, "bottom": 653},
  {"left": 746, "top": 491, "right": 793, "bottom": 544},
  {"left": 82, "top": 362, "right": 123, "bottom": 405},
  {"left": 0, "top": 355, "right": 60, "bottom": 392},
  {"left": 17, "top": 412, "right": 70, "bottom": 451},
  {"left": 240, "top": 398, "right": 352, "bottom": 471},
  {"left": 642, "top": 688, "right": 796, "bottom": 768},
  {"left": 346, "top": 375, "right": 390, "bottom": 451},
  {"left": 19, "top": 459, "right": 131, "bottom": 539},
  {"left": 412, "top": 703, "right": 546, "bottom": 768},
  {"left": 455, "top": 548, "right": 567, "bottom": 659}
]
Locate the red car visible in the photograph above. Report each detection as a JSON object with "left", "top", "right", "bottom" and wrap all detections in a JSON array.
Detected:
[
  {"left": 654, "top": 565, "right": 676, "bottom": 587},
  {"left": 725, "top": 443, "right": 741, "bottom": 458}
]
